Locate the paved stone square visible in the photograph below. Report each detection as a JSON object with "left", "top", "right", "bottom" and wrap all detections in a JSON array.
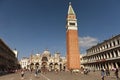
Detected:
[{"left": 0, "top": 71, "right": 119, "bottom": 80}]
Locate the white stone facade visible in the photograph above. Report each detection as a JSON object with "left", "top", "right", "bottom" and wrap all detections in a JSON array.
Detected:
[
  {"left": 81, "top": 34, "right": 120, "bottom": 70},
  {"left": 20, "top": 57, "right": 29, "bottom": 69},
  {"left": 20, "top": 50, "right": 66, "bottom": 71},
  {"left": 13, "top": 49, "right": 18, "bottom": 58}
]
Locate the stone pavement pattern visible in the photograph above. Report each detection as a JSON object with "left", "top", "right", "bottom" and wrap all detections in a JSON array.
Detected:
[{"left": 0, "top": 71, "right": 118, "bottom": 80}]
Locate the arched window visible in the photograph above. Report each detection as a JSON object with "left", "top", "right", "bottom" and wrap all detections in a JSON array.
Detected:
[
  {"left": 115, "top": 50, "right": 118, "bottom": 57},
  {"left": 42, "top": 57, "right": 48, "bottom": 61}
]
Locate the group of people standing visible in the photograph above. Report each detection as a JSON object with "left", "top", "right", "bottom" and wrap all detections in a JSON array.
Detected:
[
  {"left": 20, "top": 68, "right": 119, "bottom": 80},
  {"left": 101, "top": 68, "right": 119, "bottom": 80},
  {"left": 20, "top": 68, "right": 40, "bottom": 79}
]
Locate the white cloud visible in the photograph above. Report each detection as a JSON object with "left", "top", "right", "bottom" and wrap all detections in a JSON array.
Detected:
[{"left": 79, "top": 36, "right": 99, "bottom": 49}]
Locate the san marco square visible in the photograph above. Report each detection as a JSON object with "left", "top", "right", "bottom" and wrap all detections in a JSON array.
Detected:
[
  {"left": 0, "top": 70, "right": 118, "bottom": 80},
  {"left": 0, "top": 0, "right": 120, "bottom": 80}
]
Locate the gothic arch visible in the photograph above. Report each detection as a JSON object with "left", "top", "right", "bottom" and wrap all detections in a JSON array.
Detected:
[
  {"left": 49, "top": 63, "right": 53, "bottom": 71},
  {"left": 30, "top": 63, "right": 34, "bottom": 69},
  {"left": 35, "top": 62, "right": 39, "bottom": 68},
  {"left": 54, "top": 63, "right": 58, "bottom": 69},
  {"left": 42, "top": 56, "right": 48, "bottom": 61}
]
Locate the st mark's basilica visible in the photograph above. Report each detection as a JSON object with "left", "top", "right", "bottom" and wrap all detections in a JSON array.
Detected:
[{"left": 20, "top": 49, "right": 66, "bottom": 71}]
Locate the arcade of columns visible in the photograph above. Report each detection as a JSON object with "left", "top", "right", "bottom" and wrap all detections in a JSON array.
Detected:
[
  {"left": 20, "top": 50, "right": 67, "bottom": 71},
  {"left": 81, "top": 34, "right": 120, "bottom": 70}
]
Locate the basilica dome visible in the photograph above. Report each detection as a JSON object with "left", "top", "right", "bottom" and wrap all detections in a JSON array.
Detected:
[{"left": 42, "top": 49, "right": 51, "bottom": 56}]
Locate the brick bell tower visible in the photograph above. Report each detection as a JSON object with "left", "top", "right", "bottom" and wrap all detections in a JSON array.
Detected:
[{"left": 66, "top": 2, "right": 80, "bottom": 70}]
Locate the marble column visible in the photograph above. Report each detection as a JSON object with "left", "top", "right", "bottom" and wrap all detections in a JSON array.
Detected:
[
  {"left": 115, "top": 62, "right": 118, "bottom": 68},
  {"left": 117, "top": 50, "right": 120, "bottom": 56},
  {"left": 113, "top": 50, "right": 117, "bottom": 58}
]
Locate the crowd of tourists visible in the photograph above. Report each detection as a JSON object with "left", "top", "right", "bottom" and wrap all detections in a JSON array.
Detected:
[
  {"left": 100, "top": 68, "right": 119, "bottom": 80},
  {"left": 20, "top": 68, "right": 120, "bottom": 80}
]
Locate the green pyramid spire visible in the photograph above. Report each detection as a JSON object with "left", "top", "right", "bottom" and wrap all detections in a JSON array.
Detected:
[{"left": 68, "top": 2, "right": 75, "bottom": 15}]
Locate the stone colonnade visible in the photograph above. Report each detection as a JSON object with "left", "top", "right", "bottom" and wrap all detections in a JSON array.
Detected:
[
  {"left": 84, "top": 61, "right": 120, "bottom": 70},
  {"left": 82, "top": 35, "right": 120, "bottom": 70}
]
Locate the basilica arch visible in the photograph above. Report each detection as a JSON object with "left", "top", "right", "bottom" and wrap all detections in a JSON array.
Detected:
[
  {"left": 42, "top": 56, "right": 48, "bottom": 62},
  {"left": 35, "top": 62, "right": 39, "bottom": 69},
  {"left": 54, "top": 63, "right": 59, "bottom": 70},
  {"left": 30, "top": 63, "right": 34, "bottom": 70},
  {"left": 49, "top": 63, "right": 54, "bottom": 71}
]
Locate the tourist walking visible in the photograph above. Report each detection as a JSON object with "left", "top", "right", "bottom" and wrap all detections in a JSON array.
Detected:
[
  {"left": 35, "top": 69, "right": 38, "bottom": 77},
  {"left": 21, "top": 69, "right": 25, "bottom": 79},
  {"left": 101, "top": 69, "right": 105, "bottom": 80},
  {"left": 115, "top": 68, "right": 119, "bottom": 80},
  {"left": 84, "top": 68, "right": 89, "bottom": 75},
  {"left": 106, "top": 68, "right": 110, "bottom": 76}
]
